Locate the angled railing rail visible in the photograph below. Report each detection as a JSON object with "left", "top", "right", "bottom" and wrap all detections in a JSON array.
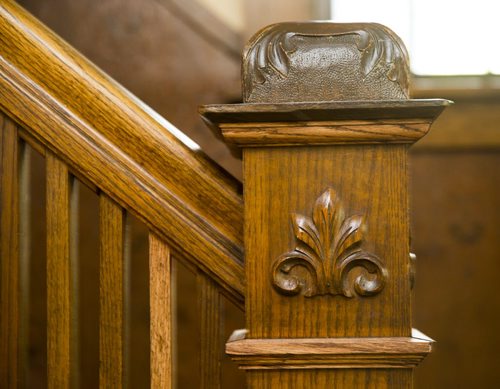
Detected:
[{"left": 0, "top": 0, "right": 245, "bottom": 304}]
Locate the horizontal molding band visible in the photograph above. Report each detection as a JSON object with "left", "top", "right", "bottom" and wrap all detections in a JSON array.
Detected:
[{"left": 226, "top": 329, "right": 433, "bottom": 370}]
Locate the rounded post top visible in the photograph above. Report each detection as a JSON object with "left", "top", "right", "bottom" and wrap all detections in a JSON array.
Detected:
[
  {"left": 243, "top": 22, "right": 410, "bottom": 103},
  {"left": 199, "top": 22, "right": 450, "bottom": 154}
]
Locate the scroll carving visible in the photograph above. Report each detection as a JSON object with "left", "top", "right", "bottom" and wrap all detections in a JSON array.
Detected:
[
  {"left": 243, "top": 22, "right": 410, "bottom": 102},
  {"left": 272, "top": 188, "right": 388, "bottom": 298}
]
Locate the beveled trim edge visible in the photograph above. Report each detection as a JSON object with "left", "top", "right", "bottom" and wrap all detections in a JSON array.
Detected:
[{"left": 226, "top": 329, "right": 433, "bottom": 370}]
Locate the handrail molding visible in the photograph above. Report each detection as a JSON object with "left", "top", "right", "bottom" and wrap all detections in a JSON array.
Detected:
[{"left": 0, "top": 0, "right": 244, "bottom": 305}]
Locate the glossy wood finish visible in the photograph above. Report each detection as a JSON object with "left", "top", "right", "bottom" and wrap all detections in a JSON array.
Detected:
[
  {"left": 149, "top": 233, "right": 172, "bottom": 389},
  {"left": 0, "top": 0, "right": 244, "bottom": 306},
  {"left": 0, "top": 113, "right": 19, "bottom": 388},
  {"left": 227, "top": 329, "right": 433, "bottom": 369},
  {"left": 201, "top": 100, "right": 450, "bottom": 156},
  {"left": 99, "top": 194, "right": 126, "bottom": 388},
  {"left": 198, "top": 273, "right": 222, "bottom": 389},
  {"left": 203, "top": 20, "right": 447, "bottom": 387},
  {"left": 46, "top": 152, "right": 72, "bottom": 387},
  {"left": 18, "top": 0, "right": 243, "bottom": 179},
  {"left": 243, "top": 145, "right": 412, "bottom": 339}
]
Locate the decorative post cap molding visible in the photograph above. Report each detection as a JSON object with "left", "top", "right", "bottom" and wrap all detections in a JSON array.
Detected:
[
  {"left": 200, "top": 22, "right": 451, "bottom": 153},
  {"left": 243, "top": 22, "right": 410, "bottom": 103}
]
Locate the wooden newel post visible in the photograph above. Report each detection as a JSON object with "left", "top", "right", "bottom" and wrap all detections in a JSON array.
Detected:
[{"left": 202, "top": 22, "right": 449, "bottom": 388}]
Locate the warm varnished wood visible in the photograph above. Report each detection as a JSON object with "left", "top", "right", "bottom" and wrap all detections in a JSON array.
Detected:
[
  {"left": 46, "top": 152, "right": 72, "bottom": 387},
  {"left": 201, "top": 101, "right": 449, "bottom": 155},
  {"left": 411, "top": 151, "right": 500, "bottom": 388},
  {"left": 99, "top": 194, "right": 126, "bottom": 388},
  {"left": 219, "top": 120, "right": 432, "bottom": 147},
  {"left": 204, "top": 21, "right": 447, "bottom": 388},
  {"left": 198, "top": 273, "right": 222, "bottom": 389},
  {"left": 227, "top": 329, "right": 433, "bottom": 369},
  {"left": 243, "top": 145, "right": 411, "bottom": 339},
  {"left": 0, "top": 0, "right": 244, "bottom": 306},
  {"left": 246, "top": 369, "right": 413, "bottom": 389},
  {"left": 0, "top": 113, "right": 19, "bottom": 388},
  {"left": 149, "top": 233, "right": 172, "bottom": 389}
]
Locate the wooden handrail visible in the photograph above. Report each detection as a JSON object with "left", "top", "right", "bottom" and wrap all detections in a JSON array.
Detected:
[{"left": 0, "top": 0, "right": 244, "bottom": 306}]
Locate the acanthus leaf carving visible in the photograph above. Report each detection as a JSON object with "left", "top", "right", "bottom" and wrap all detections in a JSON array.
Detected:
[
  {"left": 244, "top": 23, "right": 409, "bottom": 101},
  {"left": 272, "top": 188, "right": 388, "bottom": 298}
]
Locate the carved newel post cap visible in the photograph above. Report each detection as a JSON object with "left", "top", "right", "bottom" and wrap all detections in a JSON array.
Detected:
[
  {"left": 243, "top": 22, "right": 410, "bottom": 103},
  {"left": 199, "top": 22, "right": 450, "bottom": 152}
]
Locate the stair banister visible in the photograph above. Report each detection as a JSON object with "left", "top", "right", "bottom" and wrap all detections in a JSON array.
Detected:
[{"left": 202, "top": 22, "right": 450, "bottom": 388}]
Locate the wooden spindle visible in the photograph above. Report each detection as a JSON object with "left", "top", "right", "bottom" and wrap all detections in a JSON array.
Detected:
[
  {"left": 198, "top": 274, "right": 222, "bottom": 389},
  {"left": 99, "top": 194, "right": 126, "bottom": 388},
  {"left": 0, "top": 113, "right": 20, "bottom": 388},
  {"left": 46, "top": 152, "right": 72, "bottom": 387},
  {"left": 149, "top": 233, "right": 172, "bottom": 388},
  {"left": 19, "top": 139, "right": 31, "bottom": 387},
  {"left": 70, "top": 178, "right": 80, "bottom": 389}
]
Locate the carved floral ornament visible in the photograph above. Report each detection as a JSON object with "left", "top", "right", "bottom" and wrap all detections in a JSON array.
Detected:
[
  {"left": 243, "top": 22, "right": 410, "bottom": 102},
  {"left": 272, "top": 189, "right": 388, "bottom": 298}
]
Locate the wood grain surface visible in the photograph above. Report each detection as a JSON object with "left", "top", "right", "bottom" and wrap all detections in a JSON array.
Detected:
[
  {"left": 0, "top": 113, "right": 20, "bottom": 388},
  {"left": 99, "top": 194, "right": 126, "bottom": 388},
  {"left": 243, "top": 145, "right": 411, "bottom": 339},
  {"left": 46, "top": 152, "right": 72, "bottom": 387},
  {"left": 0, "top": 0, "right": 244, "bottom": 306},
  {"left": 226, "top": 329, "right": 433, "bottom": 369},
  {"left": 198, "top": 273, "right": 223, "bottom": 389},
  {"left": 149, "top": 233, "right": 172, "bottom": 389}
]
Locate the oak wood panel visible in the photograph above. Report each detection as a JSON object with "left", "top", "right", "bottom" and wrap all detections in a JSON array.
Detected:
[
  {"left": 244, "top": 145, "right": 411, "bottom": 339},
  {"left": 411, "top": 151, "right": 500, "bottom": 389},
  {"left": 0, "top": 113, "right": 20, "bottom": 388},
  {"left": 198, "top": 273, "right": 222, "bottom": 389},
  {"left": 149, "top": 233, "right": 172, "bottom": 389},
  {"left": 46, "top": 152, "right": 72, "bottom": 387},
  {"left": 0, "top": 0, "right": 244, "bottom": 306},
  {"left": 99, "top": 194, "right": 126, "bottom": 388},
  {"left": 412, "top": 88, "right": 500, "bottom": 149}
]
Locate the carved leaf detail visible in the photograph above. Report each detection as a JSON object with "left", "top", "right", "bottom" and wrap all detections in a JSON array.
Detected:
[
  {"left": 271, "top": 188, "right": 388, "bottom": 298},
  {"left": 244, "top": 23, "right": 409, "bottom": 100}
]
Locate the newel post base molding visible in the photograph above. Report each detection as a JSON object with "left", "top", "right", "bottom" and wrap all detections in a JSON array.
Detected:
[
  {"left": 202, "top": 21, "right": 449, "bottom": 389},
  {"left": 226, "top": 328, "right": 433, "bottom": 370}
]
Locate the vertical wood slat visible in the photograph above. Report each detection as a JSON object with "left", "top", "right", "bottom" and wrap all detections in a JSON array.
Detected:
[
  {"left": 18, "top": 140, "right": 31, "bottom": 388},
  {"left": 70, "top": 179, "right": 80, "bottom": 389},
  {"left": 149, "top": 233, "right": 172, "bottom": 388},
  {"left": 46, "top": 152, "right": 72, "bottom": 388},
  {"left": 0, "top": 115, "right": 19, "bottom": 387},
  {"left": 99, "top": 194, "right": 125, "bottom": 388},
  {"left": 198, "top": 274, "right": 222, "bottom": 389}
]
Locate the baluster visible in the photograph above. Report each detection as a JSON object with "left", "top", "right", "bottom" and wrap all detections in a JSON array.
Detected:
[
  {"left": 198, "top": 273, "right": 222, "bottom": 389},
  {"left": 99, "top": 194, "right": 126, "bottom": 388},
  {"left": 149, "top": 233, "right": 172, "bottom": 388},
  {"left": 0, "top": 114, "right": 20, "bottom": 388},
  {"left": 46, "top": 152, "right": 73, "bottom": 387},
  {"left": 19, "top": 139, "right": 31, "bottom": 388}
]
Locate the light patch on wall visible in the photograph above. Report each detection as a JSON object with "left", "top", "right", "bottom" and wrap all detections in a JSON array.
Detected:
[
  {"left": 195, "top": 0, "right": 244, "bottom": 32},
  {"left": 331, "top": 0, "right": 500, "bottom": 75}
]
